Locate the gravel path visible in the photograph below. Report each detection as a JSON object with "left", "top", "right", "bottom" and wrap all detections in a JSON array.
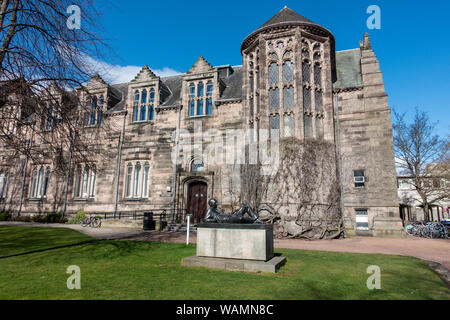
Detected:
[{"left": 2, "top": 221, "right": 449, "bottom": 270}]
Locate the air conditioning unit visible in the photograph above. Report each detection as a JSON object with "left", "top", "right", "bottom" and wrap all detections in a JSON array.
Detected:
[{"left": 354, "top": 176, "right": 365, "bottom": 184}]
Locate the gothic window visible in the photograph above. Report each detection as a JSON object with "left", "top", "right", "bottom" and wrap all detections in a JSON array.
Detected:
[
  {"left": 0, "top": 171, "right": 8, "bottom": 199},
  {"left": 269, "top": 88, "right": 279, "bottom": 111},
  {"left": 303, "top": 87, "right": 311, "bottom": 111},
  {"left": 277, "top": 41, "right": 284, "bottom": 51},
  {"left": 90, "top": 96, "right": 97, "bottom": 126},
  {"left": 316, "top": 117, "right": 324, "bottom": 139},
  {"left": 269, "top": 63, "right": 279, "bottom": 85},
  {"left": 133, "top": 90, "right": 139, "bottom": 122},
  {"left": 302, "top": 61, "right": 310, "bottom": 83},
  {"left": 282, "top": 61, "right": 293, "bottom": 84},
  {"left": 302, "top": 49, "right": 310, "bottom": 59},
  {"left": 197, "top": 82, "right": 204, "bottom": 116},
  {"left": 29, "top": 166, "right": 50, "bottom": 199},
  {"left": 283, "top": 51, "right": 291, "bottom": 59},
  {"left": 73, "top": 165, "right": 96, "bottom": 199},
  {"left": 269, "top": 114, "right": 280, "bottom": 131},
  {"left": 140, "top": 89, "right": 147, "bottom": 121},
  {"left": 46, "top": 104, "right": 53, "bottom": 131},
  {"left": 82, "top": 167, "right": 89, "bottom": 198},
  {"left": 283, "top": 87, "right": 294, "bottom": 109},
  {"left": 313, "top": 43, "right": 321, "bottom": 51},
  {"left": 315, "top": 90, "right": 322, "bottom": 111},
  {"left": 191, "top": 159, "right": 204, "bottom": 172},
  {"left": 143, "top": 162, "right": 150, "bottom": 198},
  {"left": 314, "top": 64, "right": 322, "bottom": 86},
  {"left": 268, "top": 42, "right": 274, "bottom": 50},
  {"left": 313, "top": 52, "right": 321, "bottom": 61},
  {"left": 89, "top": 166, "right": 96, "bottom": 198},
  {"left": 148, "top": 89, "right": 155, "bottom": 121},
  {"left": 206, "top": 81, "right": 213, "bottom": 115},
  {"left": 188, "top": 84, "right": 195, "bottom": 117},
  {"left": 304, "top": 115, "right": 312, "bottom": 138},
  {"left": 133, "top": 162, "right": 141, "bottom": 198},
  {"left": 97, "top": 96, "right": 104, "bottom": 125},
  {"left": 269, "top": 52, "right": 277, "bottom": 60},
  {"left": 84, "top": 99, "right": 90, "bottom": 127},
  {"left": 30, "top": 169, "right": 37, "bottom": 198},
  {"left": 125, "top": 163, "right": 132, "bottom": 198},
  {"left": 43, "top": 167, "right": 50, "bottom": 198},
  {"left": 284, "top": 114, "right": 294, "bottom": 137}
]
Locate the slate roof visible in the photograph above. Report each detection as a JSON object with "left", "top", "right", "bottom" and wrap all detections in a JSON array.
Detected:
[
  {"left": 333, "top": 49, "right": 363, "bottom": 89},
  {"left": 258, "top": 7, "right": 314, "bottom": 30}
]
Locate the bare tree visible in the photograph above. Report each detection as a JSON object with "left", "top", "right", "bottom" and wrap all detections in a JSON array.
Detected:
[
  {"left": 393, "top": 108, "right": 449, "bottom": 221},
  {"left": 0, "top": 0, "right": 108, "bottom": 163}
]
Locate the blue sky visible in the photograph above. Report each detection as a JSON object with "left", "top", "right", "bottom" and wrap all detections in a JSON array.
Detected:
[{"left": 94, "top": 0, "right": 449, "bottom": 137}]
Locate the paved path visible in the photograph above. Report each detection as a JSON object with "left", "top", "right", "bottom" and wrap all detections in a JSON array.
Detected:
[{"left": 2, "top": 222, "right": 449, "bottom": 269}]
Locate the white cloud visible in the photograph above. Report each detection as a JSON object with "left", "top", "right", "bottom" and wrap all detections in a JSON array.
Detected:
[{"left": 86, "top": 56, "right": 182, "bottom": 84}]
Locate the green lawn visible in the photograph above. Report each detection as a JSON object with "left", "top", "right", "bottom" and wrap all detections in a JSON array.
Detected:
[{"left": 0, "top": 226, "right": 448, "bottom": 300}]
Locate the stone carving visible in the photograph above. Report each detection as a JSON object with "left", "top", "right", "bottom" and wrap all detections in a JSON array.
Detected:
[{"left": 204, "top": 198, "right": 263, "bottom": 224}]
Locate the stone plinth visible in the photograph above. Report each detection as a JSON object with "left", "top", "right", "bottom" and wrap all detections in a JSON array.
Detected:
[
  {"left": 182, "top": 223, "right": 285, "bottom": 273},
  {"left": 196, "top": 223, "right": 274, "bottom": 261}
]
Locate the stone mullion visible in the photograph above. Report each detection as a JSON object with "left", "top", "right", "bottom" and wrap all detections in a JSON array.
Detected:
[{"left": 296, "top": 30, "right": 304, "bottom": 139}]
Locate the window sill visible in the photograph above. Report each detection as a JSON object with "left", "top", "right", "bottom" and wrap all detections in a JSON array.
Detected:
[
  {"left": 73, "top": 197, "right": 95, "bottom": 202},
  {"left": 130, "top": 120, "right": 154, "bottom": 125},
  {"left": 186, "top": 115, "right": 212, "bottom": 119},
  {"left": 122, "top": 197, "right": 148, "bottom": 202},
  {"left": 27, "top": 197, "right": 47, "bottom": 202}
]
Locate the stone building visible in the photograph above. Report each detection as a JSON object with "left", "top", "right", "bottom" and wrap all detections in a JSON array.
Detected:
[{"left": 0, "top": 7, "right": 403, "bottom": 237}]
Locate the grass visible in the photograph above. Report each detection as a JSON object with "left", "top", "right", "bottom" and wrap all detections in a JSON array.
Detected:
[{"left": 0, "top": 226, "right": 448, "bottom": 300}]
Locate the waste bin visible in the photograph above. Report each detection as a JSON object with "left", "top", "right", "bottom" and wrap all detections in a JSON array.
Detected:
[{"left": 143, "top": 212, "right": 155, "bottom": 230}]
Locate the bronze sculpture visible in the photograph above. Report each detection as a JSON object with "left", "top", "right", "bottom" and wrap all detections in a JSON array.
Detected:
[{"left": 204, "top": 198, "right": 263, "bottom": 224}]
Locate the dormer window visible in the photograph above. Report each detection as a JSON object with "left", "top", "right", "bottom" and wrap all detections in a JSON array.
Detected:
[
  {"left": 84, "top": 95, "right": 103, "bottom": 127},
  {"left": 132, "top": 88, "right": 156, "bottom": 123},
  {"left": 188, "top": 81, "right": 213, "bottom": 117}
]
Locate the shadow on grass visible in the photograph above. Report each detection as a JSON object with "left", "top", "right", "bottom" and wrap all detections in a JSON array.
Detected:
[{"left": 0, "top": 240, "right": 98, "bottom": 259}]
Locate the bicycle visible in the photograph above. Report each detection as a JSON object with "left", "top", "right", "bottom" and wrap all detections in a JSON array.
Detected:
[{"left": 81, "top": 214, "right": 102, "bottom": 228}]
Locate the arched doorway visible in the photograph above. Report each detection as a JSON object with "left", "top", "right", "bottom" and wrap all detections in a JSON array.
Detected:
[{"left": 187, "top": 181, "right": 207, "bottom": 223}]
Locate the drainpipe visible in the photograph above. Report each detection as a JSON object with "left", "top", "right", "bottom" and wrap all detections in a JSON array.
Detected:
[
  {"left": 17, "top": 123, "right": 35, "bottom": 217},
  {"left": 62, "top": 120, "right": 78, "bottom": 218},
  {"left": 334, "top": 93, "right": 345, "bottom": 227},
  {"left": 113, "top": 111, "right": 127, "bottom": 218},
  {"left": 171, "top": 105, "right": 182, "bottom": 222}
]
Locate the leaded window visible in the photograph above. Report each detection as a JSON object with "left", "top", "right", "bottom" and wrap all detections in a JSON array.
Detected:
[
  {"left": 269, "top": 114, "right": 280, "bottom": 131},
  {"left": 304, "top": 115, "right": 312, "bottom": 138},
  {"left": 125, "top": 161, "right": 150, "bottom": 199},
  {"left": 0, "top": 171, "right": 8, "bottom": 199},
  {"left": 269, "top": 63, "right": 279, "bottom": 85},
  {"left": 97, "top": 96, "right": 104, "bottom": 125},
  {"left": 283, "top": 61, "right": 293, "bottom": 84},
  {"left": 314, "top": 65, "right": 322, "bottom": 86},
  {"left": 283, "top": 87, "right": 294, "bottom": 109},
  {"left": 140, "top": 89, "right": 147, "bottom": 121},
  {"left": 191, "top": 159, "right": 204, "bottom": 172},
  {"left": 302, "top": 62, "right": 310, "bottom": 83},
  {"left": 303, "top": 87, "right": 311, "bottom": 110},
  {"left": 125, "top": 164, "right": 132, "bottom": 198},
  {"left": 143, "top": 162, "right": 150, "bottom": 198},
  {"left": 30, "top": 166, "right": 50, "bottom": 199},
  {"left": 284, "top": 115, "right": 294, "bottom": 137},
  {"left": 316, "top": 117, "right": 323, "bottom": 139},
  {"left": 315, "top": 90, "right": 322, "bottom": 111},
  {"left": 269, "top": 88, "right": 279, "bottom": 111}
]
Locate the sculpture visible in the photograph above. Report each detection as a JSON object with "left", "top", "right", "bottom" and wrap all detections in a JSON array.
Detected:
[{"left": 204, "top": 198, "right": 263, "bottom": 224}]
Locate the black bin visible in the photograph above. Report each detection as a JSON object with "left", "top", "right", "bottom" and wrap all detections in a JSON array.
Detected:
[{"left": 143, "top": 212, "right": 155, "bottom": 230}]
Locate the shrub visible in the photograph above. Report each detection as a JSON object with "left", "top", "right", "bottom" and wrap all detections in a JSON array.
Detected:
[
  {"left": 68, "top": 209, "right": 86, "bottom": 224},
  {"left": 0, "top": 212, "right": 11, "bottom": 221},
  {"left": 32, "top": 213, "right": 68, "bottom": 224},
  {"left": 10, "top": 215, "right": 32, "bottom": 222}
]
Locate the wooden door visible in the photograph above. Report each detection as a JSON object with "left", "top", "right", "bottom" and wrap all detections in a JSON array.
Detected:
[{"left": 187, "top": 182, "right": 207, "bottom": 223}]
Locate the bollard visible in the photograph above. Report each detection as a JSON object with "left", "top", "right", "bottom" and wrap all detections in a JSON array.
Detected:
[{"left": 186, "top": 214, "right": 191, "bottom": 245}]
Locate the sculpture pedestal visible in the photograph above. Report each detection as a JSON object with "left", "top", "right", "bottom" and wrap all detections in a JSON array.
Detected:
[{"left": 181, "top": 223, "right": 286, "bottom": 273}]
